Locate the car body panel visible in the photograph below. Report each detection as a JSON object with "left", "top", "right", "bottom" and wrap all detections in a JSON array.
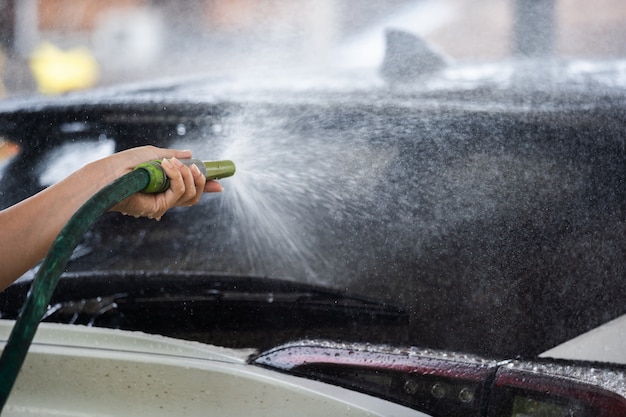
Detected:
[
  {"left": 540, "top": 313, "right": 626, "bottom": 365},
  {"left": 0, "top": 320, "right": 419, "bottom": 417}
]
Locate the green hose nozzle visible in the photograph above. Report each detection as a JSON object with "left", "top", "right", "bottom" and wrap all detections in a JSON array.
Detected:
[{"left": 134, "top": 159, "right": 236, "bottom": 193}]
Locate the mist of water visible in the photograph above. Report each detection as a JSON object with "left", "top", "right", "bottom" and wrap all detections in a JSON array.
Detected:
[
  {"left": 169, "top": 100, "right": 592, "bottom": 298},
  {"left": 208, "top": 110, "right": 397, "bottom": 285}
]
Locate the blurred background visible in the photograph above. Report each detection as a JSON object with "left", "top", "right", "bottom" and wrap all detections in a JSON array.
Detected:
[{"left": 1, "top": 0, "right": 625, "bottom": 96}]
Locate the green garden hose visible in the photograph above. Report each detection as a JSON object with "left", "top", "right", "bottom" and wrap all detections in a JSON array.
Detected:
[{"left": 0, "top": 158, "right": 234, "bottom": 411}]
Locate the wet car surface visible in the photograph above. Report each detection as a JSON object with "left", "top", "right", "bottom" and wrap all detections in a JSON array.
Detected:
[{"left": 0, "top": 60, "right": 624, "bottom": 361}]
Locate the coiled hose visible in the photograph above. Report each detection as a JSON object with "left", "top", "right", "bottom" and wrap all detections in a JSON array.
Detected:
[{"left": 0, "top": 159, "right": 235, "bottom": 411}]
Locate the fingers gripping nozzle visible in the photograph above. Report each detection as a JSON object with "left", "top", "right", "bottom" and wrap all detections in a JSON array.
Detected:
[{"left": 134, "top": 159, "right": 236, "bottom": 193}]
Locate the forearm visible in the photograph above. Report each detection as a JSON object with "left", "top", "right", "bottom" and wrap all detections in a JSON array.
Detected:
[
  {"left": 0, "top": 146, "right": 218, "bottom": 290},
  {"left": 0, "top": 160, "right": 116, "bottom": 289}
]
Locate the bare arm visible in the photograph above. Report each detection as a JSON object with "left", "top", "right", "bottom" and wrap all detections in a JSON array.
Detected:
[{"left": 0, "top": 146, "right": 222, "bottom": 290}]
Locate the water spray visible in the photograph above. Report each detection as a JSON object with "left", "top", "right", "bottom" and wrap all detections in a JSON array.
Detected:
[{"left": 0, "top": 158, "right": 235, "bottom": 411}]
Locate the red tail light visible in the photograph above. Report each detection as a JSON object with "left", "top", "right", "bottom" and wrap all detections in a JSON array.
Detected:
[
  {"left": 252, "top": 340, "right": 500, "bottom": 417},
  {"left": 488, "top": 361, "right": 626, "bottom": 417},
  {"left": 252, "top": 340, "right": 626, "bottom": 417}
]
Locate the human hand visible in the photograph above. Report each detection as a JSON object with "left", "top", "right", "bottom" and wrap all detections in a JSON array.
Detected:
[{"left": 107, "top": 146, "right": 223, "bottom": 220}]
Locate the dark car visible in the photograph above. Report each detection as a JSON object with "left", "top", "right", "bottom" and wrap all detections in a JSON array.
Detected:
[{"left": 0, "top": 2, "right": 625, "bottom": 415}]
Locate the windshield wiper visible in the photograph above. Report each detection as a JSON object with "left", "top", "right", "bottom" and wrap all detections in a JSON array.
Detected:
[{"left": 0, "top": 271, "right": 408, "bottom": 350}]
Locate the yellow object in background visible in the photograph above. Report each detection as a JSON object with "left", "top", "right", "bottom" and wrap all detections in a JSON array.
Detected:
[{"left": 29, "top": 42, "right": 99, "bottom": 95}]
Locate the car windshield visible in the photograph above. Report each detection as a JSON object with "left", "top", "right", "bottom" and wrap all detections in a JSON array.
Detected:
[{"left": 0, "top": 0, "right": 625, "bottom": 362}]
